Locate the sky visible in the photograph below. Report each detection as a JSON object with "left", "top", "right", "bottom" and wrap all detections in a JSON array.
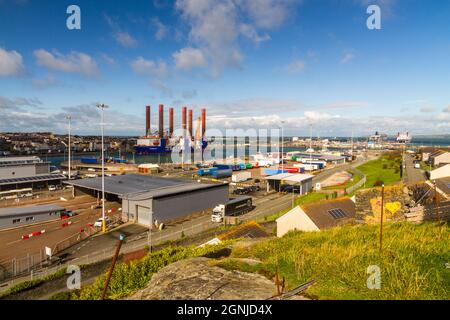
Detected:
[{"left": 1, "top": 0, "right": 450, "bottom": 137}]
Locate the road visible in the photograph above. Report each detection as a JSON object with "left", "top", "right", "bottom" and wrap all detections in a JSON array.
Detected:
[
  {"left": 403, "top": 154, "right": 427, "bottom": 185},
  {"left": 0, "top": 196, "right": 119, "bottom": 267}
]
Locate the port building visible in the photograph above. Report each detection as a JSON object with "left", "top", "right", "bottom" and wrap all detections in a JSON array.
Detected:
[
  {"left": 64, "top": 174, "right": 229, "bottom": 227},
  {"left": 0, "top": 204, "right": 65, "bottom": 230},
  {"left": 264, "top": 173, "right": 313, "bottom": 194},
  {"left": 0, "top": 156, "right": 66, "bottom": 192}
]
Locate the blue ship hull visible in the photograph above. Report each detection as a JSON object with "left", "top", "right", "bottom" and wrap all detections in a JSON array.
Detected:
[{"left": 135, "top": 138, "right": 208, "bottom": 155}]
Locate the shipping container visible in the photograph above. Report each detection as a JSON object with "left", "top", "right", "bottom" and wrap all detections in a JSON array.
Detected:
[
  {"left": 232, "top": 171, "right": 252, "bottom": 183},
  {"left": 81, "top": 157, "right": 98, "bottom": 164},
  {"left": 245, "top": 163, "right": 253, "bottom": 169},
  {"left": 212, "top": 169, "right": 233, "bottom": 179}
]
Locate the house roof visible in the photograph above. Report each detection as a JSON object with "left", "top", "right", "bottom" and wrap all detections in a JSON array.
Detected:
[
  {"left": 434, "top": 176, "right": 450, "bottom": 195},
  {"left": 430, "top": 150, "right": 449, "bottom": 158},
  {"left": 0, "top": 174, "right": 66, "bottom": 186},
  {"left": 299, "top": 197, "right": 356, "bottom": 230}
]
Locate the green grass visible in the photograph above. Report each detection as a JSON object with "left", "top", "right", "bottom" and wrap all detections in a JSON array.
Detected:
[
  {"left": 357, "top": 154, "right": 402, "bottom": 188},
  {"left": 261, "top": 192, "right": 329, "bottom": 223},
  {"left": 217, "top": 222, "right": 450, "bottom": 300}
]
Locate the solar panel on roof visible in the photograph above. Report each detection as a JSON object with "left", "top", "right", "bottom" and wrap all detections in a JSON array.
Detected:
[{"left": 328, "top": 208, "right": 347, "bottom": 219}]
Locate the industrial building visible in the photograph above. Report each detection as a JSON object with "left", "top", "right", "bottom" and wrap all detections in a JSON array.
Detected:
[
  {"left": 64, "top": 174, "right": 229, "bottom": 227},
  {"left": 0, "top": 204, "right": 65, "bottom": 230},
  {"left": 264, "top": 173, "right": 314, "bottom": 194},
  {"left": 0, "top": 156, "right": 66, "bottom": 192}
]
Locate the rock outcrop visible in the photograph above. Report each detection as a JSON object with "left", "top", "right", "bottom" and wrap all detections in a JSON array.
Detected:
[{"left": 129, "top": 257, "right": 276, "bottom": 300}]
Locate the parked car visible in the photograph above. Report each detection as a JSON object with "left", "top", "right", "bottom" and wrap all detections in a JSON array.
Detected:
[
  {"left": 48, "top": 185, "right": 57, "bottom": 191},
  {"left": 64, "top": 210, "right": 77, "bottom": 217},
  {"left": 93, "top": 217, "right": 112, "bottom": 228},
  {"left": 280, "top": 185, "right": 301, "bottom": 193}
]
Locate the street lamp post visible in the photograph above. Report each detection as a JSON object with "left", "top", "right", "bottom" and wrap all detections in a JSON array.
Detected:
[
  {"left": 66, "top": 115, "right": 72, "bottom": 180},
  {"left": 281, "top": 121, "right": 285, "bottom": 172},
  {"left": 97, "top": 103, "right": 109, "bottom": 233}
]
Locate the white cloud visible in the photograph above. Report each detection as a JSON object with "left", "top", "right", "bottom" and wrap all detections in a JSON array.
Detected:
[
  {"left": 114, "top": 32, "right": 137, "bottom": 47},
  {"left": 101, "top": 53, "right": 115, "bottom": 65},
  {"left": 340, "top": 52, "right": 355, "bottom": 64},
  {"left": 0, "top": 47, "right": 24, "bottom": 76},
  {"left": 239, "top": 0, "right": 298, "bottom": 29},
  {"left": 173, "top": 47, "right": 207, "bottom": 71},
  {"left": 33, "top": 49, "right": 99, "bottom": 77},
  {"left": 285, "top": 59, "right": 306, "bottom": 73},
  {"left": 130, "top": 57, "right": 167, "bottom": 77},
  {"left": 174, "top": 0, "right": 297, "bottom": 76},
  {"left": 0, "top": 96, "right": 42, "bottom": 109},
  {"left": 239, "top": 24, "right": 271, "bottom": 44},
  {"left": 420, "top": 105, "right": 437, "bottom": 113},
  {"left": 152, "top": 17, "right": 168, "bottom": 40},
  {"left": 31, "top": 74, "right": 57, "bottom": 89},
  {"left": 150, "top": 79, "right": 173, "bottom": 98}
]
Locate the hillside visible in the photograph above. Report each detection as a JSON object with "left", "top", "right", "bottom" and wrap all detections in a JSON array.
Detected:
[
  {"left": 66, "top": 221, "right": 449, "bottom": 300},
  {"left": 215, "top": 222, "right": 449, "bottom": 300}
]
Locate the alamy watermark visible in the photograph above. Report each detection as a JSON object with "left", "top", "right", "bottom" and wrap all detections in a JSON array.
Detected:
[{"left": 366, "top": 265, "right": 381, "bottom": 290}]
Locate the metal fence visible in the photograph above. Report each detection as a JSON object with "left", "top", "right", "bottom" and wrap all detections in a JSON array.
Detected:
[
  {"left": 346, "top": 168, "right": 367, "bottom": 195},
  {"left": 0, "top": 216, "right": 214, "bottom": 293}
]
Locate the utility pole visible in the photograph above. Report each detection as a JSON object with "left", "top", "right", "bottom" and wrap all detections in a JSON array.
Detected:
[
  {"left": 379, "top": 184, "right": 385, "bottom": 253},
  {"left": 66, "top": 115, "right": 72, "bottom": 180},
  {"left": 434, "top": 180, "right": 440, "bottom": 222},
  {"left": 281, "top": 121, "right": 285, "bottom": 172},
  {"left": 97, "top": 103, "right": 109, "bottom": 233},
  {"left": 309, "top": 123, "right": 313, "bottom": 172},
  {"left": 101, "top": 234, "right": 125, "bottom": 300}
]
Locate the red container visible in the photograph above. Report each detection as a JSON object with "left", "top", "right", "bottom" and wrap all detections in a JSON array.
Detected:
[
  {"left": 21, "top": 234, "right": 29, "bottom": 240},
  {"left": 31, "top": 231, "right": 41, "bottom": 237},
  {"left": 61, "top": 215, "right": 69, "bottom": 220},
  {"left": 286, "top": 168, "right": 299, "bottom": 173}
]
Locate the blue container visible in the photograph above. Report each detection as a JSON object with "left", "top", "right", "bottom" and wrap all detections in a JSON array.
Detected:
[
  {"left": 215, "top": 164, "right": 232, "bottom": 170},
  {"left": 299, "top": 167, "right": 305, "bottom": 173},
  {"left": 239, "top": 163, "right": 246, "bottom": 170},
  {"left": 81, "top": 157, "right": 98, "bottom": 164},
  {"left": 232, "top": 164, "right": 241, "bottom": 171},
  {"left": 212, "top": 169, "right": 233, "bottom": 179},
  {"left": 264, "top": 169, "right": 288, "bottom": 176}
]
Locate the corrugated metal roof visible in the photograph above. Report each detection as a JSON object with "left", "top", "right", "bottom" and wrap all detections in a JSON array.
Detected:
[
  {"left": 65, "top": 173, "right": 227, "bottom": 198},
  {"left": 0, "top": 174, "right": 66, "bottom": 186},
  {"left": 0, "top": 204, "right": 65, "bottom": 218}
]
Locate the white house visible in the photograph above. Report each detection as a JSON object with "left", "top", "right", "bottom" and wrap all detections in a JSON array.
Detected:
[
  {"left": 429, "top": 150, "right": 450, "bottom": 167},
  {"left": 430, "top": 164, "right": 450, "bottom": 181},
  {"left": 276, "top": 198, "right": 356, "bottom": 237}
]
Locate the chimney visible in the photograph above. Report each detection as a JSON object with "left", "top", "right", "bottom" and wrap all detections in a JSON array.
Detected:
[
  {"left": 145, "top": 105, "right": 150, "bottom": 136},
  {"left": 201, "top": 108, "right": 206, "bottom": 137},
  {"left": 169, "top": 107, "right": 174, "bottom": 137},
  {"left": 159, "top": 104, "right": 164, "bottom": 138},
  {"left": 182, "top": 107, "right": 187, "bottom": 136},
  {"left": 188, "top": 109, "right": 193, "bottom": 138}
]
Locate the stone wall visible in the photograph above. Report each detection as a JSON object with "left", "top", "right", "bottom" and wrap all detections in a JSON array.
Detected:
[{"left": 355, "top": 185, "right": 413, "bottom": 224}]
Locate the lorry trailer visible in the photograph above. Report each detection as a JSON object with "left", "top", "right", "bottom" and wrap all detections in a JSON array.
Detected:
[{"left": 211, "top": 196, "right": 253, "bottom": 222}]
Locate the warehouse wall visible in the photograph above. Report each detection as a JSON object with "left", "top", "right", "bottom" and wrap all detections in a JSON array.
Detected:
[
  {"left": 0, "top": 211, "right": 61, "bottom": 230},
  {"left": 122, "top": 185, "right": 229, "bottom": 227},
  {"left": 153, "top": 185, "right": 229, "bottom": 223}
]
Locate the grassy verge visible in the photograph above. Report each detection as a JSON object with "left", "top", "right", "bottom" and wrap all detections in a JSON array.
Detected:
[
  {"left": 260, "top": 192, "right": 329, "bottom": 223},
  {"left": 357, "top": 153, "right": 402, "bottom": 188},
  {"left": 215, "top": 222, "right": 450, "bottom": 300}
]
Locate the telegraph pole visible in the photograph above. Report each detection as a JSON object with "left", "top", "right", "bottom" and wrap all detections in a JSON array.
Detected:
[
  {"left": 66, "top": 115, "right": 72, "bottom": 179},
  {"left": 96, "top": 103, "right": 109, "bottom": 233}
]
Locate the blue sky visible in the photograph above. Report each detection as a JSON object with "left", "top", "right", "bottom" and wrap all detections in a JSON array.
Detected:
[{"left": 1, "top": 0, "right": 450, "bottom": 136}]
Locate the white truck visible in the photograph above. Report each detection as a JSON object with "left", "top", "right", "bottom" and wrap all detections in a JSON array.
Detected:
[{"left": 211, "top": 196, "right": 253, "bottom": 223}]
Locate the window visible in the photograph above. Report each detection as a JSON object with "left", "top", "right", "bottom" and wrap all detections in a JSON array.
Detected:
[
  {"left": 328, "top": 208, "right": 347, "bottom": 219},
  {"left": 12, "top": 218, "right": 21, "bottom": 224},
  {"left": 26, "top": 216, "right": 34, "bottom": 222}
]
